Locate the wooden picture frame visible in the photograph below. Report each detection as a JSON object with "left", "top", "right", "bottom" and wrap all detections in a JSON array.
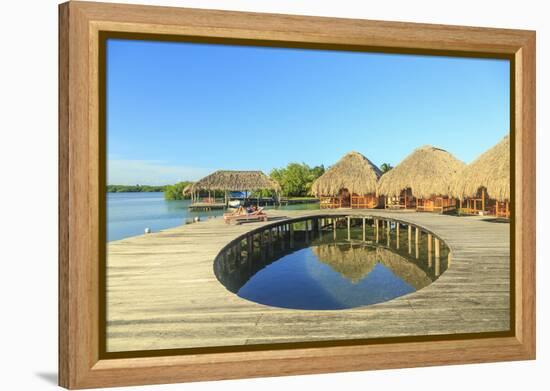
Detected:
[{"left": 59, "top": 1, "right": 536, "bottom": 389}]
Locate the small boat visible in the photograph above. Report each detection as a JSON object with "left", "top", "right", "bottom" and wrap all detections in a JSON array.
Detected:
[{"left": 228, "top": 200, "right": 242, "bottom": 208}]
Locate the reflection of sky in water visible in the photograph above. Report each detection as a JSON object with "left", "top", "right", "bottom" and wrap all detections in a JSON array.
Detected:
[{"left": 237, "top": 247, "right": 415, "bottom": 310}]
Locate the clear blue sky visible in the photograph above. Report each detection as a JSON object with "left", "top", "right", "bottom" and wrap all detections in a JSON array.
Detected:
[{"left": 107, "top": 39, "right": 509, "bottom": 185}]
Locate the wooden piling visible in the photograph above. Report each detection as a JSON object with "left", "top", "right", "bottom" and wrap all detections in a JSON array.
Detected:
[
  {"left": 347, "top": 216, "right": 351, "bottom": 241},
  {"left": 396, "top": 222, "right": 400, "bottom": 249},
  {"left": 415, "top": 227, "right": 420, "bottom": 259},
  {"left": 435, "top": 237, "right": 441, "bottom": 276},
  {"left": 362, "top": 217, "right": 366, "bottom": 241},
  {"left": 408, "top": 225, "right": 412, "bottom": 254},
  {"left": 427, "top": 233, "right": 433, "bottom": 267}
]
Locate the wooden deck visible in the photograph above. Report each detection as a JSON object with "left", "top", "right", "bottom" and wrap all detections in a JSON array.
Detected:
[{"left": 107, "top": 210, "right": 510, "bottom": 352}]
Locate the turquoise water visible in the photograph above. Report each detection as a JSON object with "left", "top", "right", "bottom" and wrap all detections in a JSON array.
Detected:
[{"left": 107, "top": 192, "right": 319, "bottom": 241}]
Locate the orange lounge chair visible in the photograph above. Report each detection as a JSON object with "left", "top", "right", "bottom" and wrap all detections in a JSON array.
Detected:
[{"left": 223, "top": 207, "right": 268, "bottom": 224}]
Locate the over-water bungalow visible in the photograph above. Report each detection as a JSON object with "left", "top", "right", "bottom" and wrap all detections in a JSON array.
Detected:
[
  {"left": 453, "top": 134, "right": 510, "bottom": 218},
  {"left": 377, "top": 146, "right": 465, "bottom": 213},
  {"left": 184, "top": 170, "right": 281, "bottom": 209},
  {"left": 311, "top": 151, "right": 382, "bottom": 209}
]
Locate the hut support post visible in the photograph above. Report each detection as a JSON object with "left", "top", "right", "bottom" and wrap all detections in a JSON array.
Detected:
[
  {"left": 375, "top": 219, "right": 379, "bottom": 243},
  {"left": 347, "top": 216, "right": 351, "bottom": 241},
  {"left": 333, "top": 218, "right": 337, "bottom": 240},
  {"left": 362, "top": 217, "right": 366, "bottom": 242}
]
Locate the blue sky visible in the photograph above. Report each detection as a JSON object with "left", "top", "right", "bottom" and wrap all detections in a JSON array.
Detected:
[{"left": 107, "top": 39, "right": 510, "bottom": 185}]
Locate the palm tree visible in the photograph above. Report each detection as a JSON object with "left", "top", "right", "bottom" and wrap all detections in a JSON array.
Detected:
[{"left": 380, "top": 163, "right": 393, "bottom": 174}]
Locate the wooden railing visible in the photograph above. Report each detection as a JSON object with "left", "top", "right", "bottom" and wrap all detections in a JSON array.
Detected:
[
  {"left": 351, "top": 195, "right": 378, "bottom": 209},
  {"left": 319, "top": 196, "right": 342, "bottom": 209}
]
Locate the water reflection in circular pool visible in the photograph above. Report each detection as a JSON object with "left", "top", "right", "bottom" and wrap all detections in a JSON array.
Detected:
[{"left": 214, "top": 219, "right": 450, "bottom": 310}]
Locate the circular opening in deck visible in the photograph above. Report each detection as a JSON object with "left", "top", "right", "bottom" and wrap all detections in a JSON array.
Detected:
[{"left": 214, "top": 217, "right": 451, "bottom": 310}]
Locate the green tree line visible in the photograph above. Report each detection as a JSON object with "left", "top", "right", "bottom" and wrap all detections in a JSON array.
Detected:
[
  {"left": 107, "top": 184, "right": 166, "bottom": 193},
  {"left": 269, "top": 163, "right": 325, "bottom": 197}
]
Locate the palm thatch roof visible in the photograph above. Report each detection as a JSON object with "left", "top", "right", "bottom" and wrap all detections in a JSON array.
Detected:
[
  {"left": 311, "top": 151, "right": 381, "bottom": 196},
  {"left": 377, "top": 146, "right": 465, "bottom": 199},
  {"left": 452, "top": 134, "right": 510, "bottom": 202},
  {"left": 187, "top": 170, "right": 281, "bottom": 193}
]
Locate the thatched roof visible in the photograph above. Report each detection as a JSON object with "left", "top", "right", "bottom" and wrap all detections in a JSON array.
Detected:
[
  {"left": 311, "top": 151, "right": 381, "bottom": 196},
  {"left": 452, "top": 134, "right": 510, "bottom": 201},
  {"left": 188, "top": 170, "right": 281, "bottom": 193},
  {"left": 377, "top": 146, "right": 465, "bottom": 199}
]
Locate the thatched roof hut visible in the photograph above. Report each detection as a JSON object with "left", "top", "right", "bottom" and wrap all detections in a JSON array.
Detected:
[
  {"left": 452, "top": 134, "right": 510, "bottom": 202},
  {"left": 187, "top": 170, "right": 281, "bottom": 193},
  {"left": 377, "top": 146, "right": 465, "bottom": 199},
  {"left": 311, "top": 151, "right": 381, "bottom": 196}
]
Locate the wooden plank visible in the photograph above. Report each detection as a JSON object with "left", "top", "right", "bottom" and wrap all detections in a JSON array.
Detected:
[{"left": 107, "top": 209, "right": 511, "bottom": 352}]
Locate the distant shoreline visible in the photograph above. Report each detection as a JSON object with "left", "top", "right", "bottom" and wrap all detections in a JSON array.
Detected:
[{"left": 107, "top": 184, "right": 167, "bottom": 193}]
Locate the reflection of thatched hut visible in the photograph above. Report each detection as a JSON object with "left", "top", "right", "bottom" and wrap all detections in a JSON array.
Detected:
[
  {"left": 186, "top": 170, "right": 281, "bottom": 206},
  {"left": 376, "top": 247, "right": 432, "bottom": 290},
  {"left": 311, "top": 151, "right": 382, "bottom": 209},
  {"left": 312, "top": 244, "right": 432, "bottom": 288},
  {"left": 377, "top": 146, "right": 464, "bottom": 213},
  {"left": 312, "top": 243, "right": 378, "bottom": 283},
  {"left": 453, "top": 134, "right": 510, "bottom": 218}
]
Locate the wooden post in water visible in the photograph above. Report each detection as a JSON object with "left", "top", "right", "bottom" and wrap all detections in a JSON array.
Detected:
[
  {"left": 415, "top": 226, "right": 420, "bottom": 259},
  {"left": 435, "top": 237, "right": 441, "bottom": 276},
  {"left": 347, "top": 216, "right": 351, "bottom": 241},
  {"left": 362, "top": 217, "right": 366, "bottom": 242},
  {"left": 408, "top": 225, "right": 412, "bottom": 254},
  {"left": 333, "top": 218, "right": 337, "bottom": 240},
  {"left": 268, "top": 228, "right": 274, "bottom": 256},
  {"left": 247, "top": 235, "right": 253, "bottom": 260},
  {"left": 375, "top": 219, "right": 379, "bottom": 243},
  {"left": 386, "top": 220, "right": 390, "bottom": 246},
  {"left": 427, "top": 233, "right": 433, "bottom": 267},
  {"left": 396, "top": 222, "right": 400, "bottom": 249},
  {"left": 234, "top": 243, "right": 241, "bottom": 263}
]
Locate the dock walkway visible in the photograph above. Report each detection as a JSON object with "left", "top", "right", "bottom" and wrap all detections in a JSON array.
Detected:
[{"left": 107, "top": 209, "right": 510, "bottom": 352}]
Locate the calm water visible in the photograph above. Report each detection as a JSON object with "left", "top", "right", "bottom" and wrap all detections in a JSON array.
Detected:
[
  {"left": 215, "top": 221, "right": 449, "bottom": 310},
  {"left": 107, "top": 192, "right": 319, "bottom": 241}
]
